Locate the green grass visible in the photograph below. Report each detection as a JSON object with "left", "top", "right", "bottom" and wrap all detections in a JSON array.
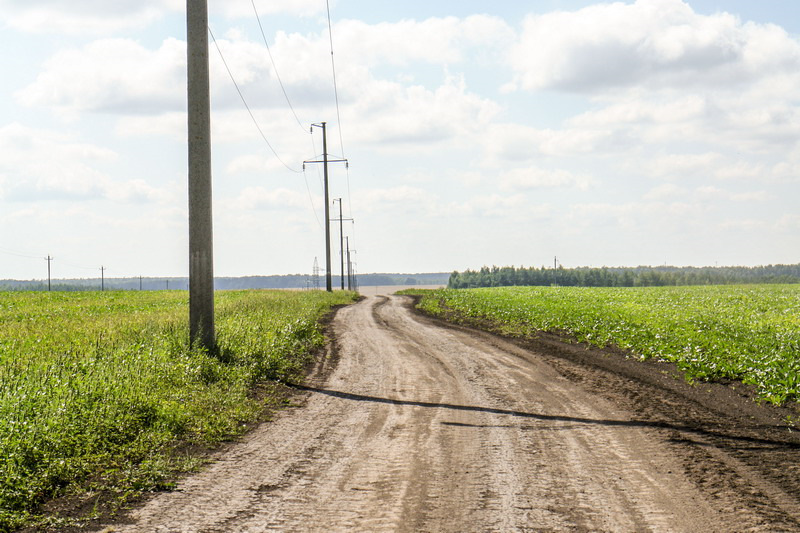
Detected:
[
  {"left": 405, "top": 285, "right": 800, "bottom": 405},
  {"left": 0, "top": 289, "right": 356, "bottom": 531}
]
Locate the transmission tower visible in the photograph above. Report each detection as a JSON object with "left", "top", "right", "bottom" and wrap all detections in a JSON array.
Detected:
[{"left": 312, "top": 257, "right": 321, "bottom": 290}]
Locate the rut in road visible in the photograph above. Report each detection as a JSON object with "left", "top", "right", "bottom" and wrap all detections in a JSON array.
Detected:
[{"left": 107, "top": 295, "right": 798, "bottom": 532}]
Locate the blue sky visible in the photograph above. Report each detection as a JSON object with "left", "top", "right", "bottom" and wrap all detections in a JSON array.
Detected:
[{"left": 0, "top": 0, "right": 798, "bottom": 280}]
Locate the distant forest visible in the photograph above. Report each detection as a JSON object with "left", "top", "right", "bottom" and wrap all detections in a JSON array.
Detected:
[
  {"left": 448, "top": 264, "right": 800, "bottom": 289},
  {"left": 0, "top": 272, "right": 450, "bottom": 292}
]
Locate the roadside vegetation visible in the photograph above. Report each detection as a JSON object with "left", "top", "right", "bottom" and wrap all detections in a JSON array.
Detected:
[
  {"left": 0, "top": 289, "right": 356, "bottom": 531},
  {"left": 406, "top": 285, "right": 800, "bottom": 405}
]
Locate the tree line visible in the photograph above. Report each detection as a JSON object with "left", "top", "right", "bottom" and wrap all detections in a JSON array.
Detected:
[{"left": 448, "top": 264, "right": 800, "bottom": 289}]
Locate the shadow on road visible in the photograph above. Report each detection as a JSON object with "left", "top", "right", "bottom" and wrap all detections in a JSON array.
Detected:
[{"left": 291, "top": 384, "right": 799, "bottom": 451}]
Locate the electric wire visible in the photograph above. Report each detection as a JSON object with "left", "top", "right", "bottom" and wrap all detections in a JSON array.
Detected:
[
  {"left": 307, "top": 132, "right": 325, "bottom": 227},
  {"left": 0, "top": 246, "right": 42, "bottom": 260},
  {"left": 302, "top": 167, "right": 323, "bottom": 229},
  {"left": 250, "top": 0, "right": 306, "bottom": 132},
  {"left": 0, "top": 244, "right": 111, "bottom": 282},
  {"left": 325, "top": 0, "right": 353, "bottom": 219},
  {"left": 209, "top": 23, "right": 322, "bottom": 235},
  {"left": 58, "top": 260, "right": 100, "bottom": 271},
  {"left": 0, "top": 247, "right": 94, "bottom": 271},
  {"left": 208, "top": 26, "right": 302, "bottom": 173},
  {"left": 309, "top": 132, "right": 325, "bottom": 190}
]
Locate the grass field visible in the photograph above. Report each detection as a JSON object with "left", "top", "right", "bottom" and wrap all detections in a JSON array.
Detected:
[
  {"left": 407, "top": 285, "right": 800, "bottom": 405},
  {"left": 0, "top": 289, "right": 356, "bottom": 531}
]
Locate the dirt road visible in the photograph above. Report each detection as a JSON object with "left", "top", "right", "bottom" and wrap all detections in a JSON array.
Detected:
[{"left": 108, "top": 295, "right": 800, "bottom": 532}]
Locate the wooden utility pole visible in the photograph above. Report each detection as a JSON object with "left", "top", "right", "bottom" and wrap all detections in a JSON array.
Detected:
[
  {"left": 304, "top": 122, "right": 347, "bottom": 292},
  {"left": 187, "top": 0, "right": 215, "bottom": 349}
]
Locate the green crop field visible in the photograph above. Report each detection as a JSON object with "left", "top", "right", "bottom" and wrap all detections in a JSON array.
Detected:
[
  {"left": 408, "top": 285, "right": 800, "bottom": 406},
  {"left": 0, "top": 289, "right": 356, "bottom": 531}
]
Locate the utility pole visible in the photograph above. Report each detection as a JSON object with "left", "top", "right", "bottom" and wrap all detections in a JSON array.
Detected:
[
  {"left": 331, "top": 198, "right": 354, "bottom": 290},
  {"left": 334, "top": 198, "right": 344, "bottom": 290},
  {"left": 304, "top": 122, "right": 347, "bottom": 292},
  {"left": 100, "top": 266, "right": 105, "bottom": 291},
  {"left": 187, "top": 0, "right": 215, "bottom": 349},
  {"left": 45, "top": 255, "right": 52, "bottom": 291},
  {"left": 553, "top": 256, "right": 558, "bottom": 286},
  {"left": 139, "top": 276, "right": 143, "bottom": 291},
  {"left": 346, "top": 236, "right": 352, "bottom": 291}
]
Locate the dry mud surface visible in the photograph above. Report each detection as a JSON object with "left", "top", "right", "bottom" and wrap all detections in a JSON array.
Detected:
[{"left": 104, "top": 295, "right": 800, "bottom": 532}]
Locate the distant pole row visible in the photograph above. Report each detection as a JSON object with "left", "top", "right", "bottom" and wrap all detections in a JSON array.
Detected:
[
  {"left": 304, "top": 123, "right": 348, "bottom": 292},
  {"left": 332, "top": 198, "right": 354, "bottom": 291}
]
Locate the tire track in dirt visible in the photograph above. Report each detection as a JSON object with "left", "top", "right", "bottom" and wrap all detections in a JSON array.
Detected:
[{"left": 102, "top": 295, "right": 800, "bottom": 532}]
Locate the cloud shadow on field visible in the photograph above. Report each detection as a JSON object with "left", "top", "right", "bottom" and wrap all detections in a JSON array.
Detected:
[{"left": 290, "top": 384, "right": 800, "bottom": 451}]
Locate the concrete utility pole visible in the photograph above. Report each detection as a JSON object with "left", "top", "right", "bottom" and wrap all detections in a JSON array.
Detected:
[
  {"left": 346, "top": 236, "right": 352, "bottom": 291},
  {"left": 553, "top": 256, "right": 558, "bottom": 286},
  {"left": 45, "top": 255, "right": 52, "bottom": 291},
  {"left": 304, "top": 122, "right": 347, "bottom": 292},
  {"left": 187, "top": 0, "right": 215, "bottom": 349},
  {"left": 334, "top": 198, "right": 344, "bottom": 289},
  {"left": 100, "top": 266, "right": 105, "bottom": 291},
  {"left": 331, "top": 198, "right": 353, "bottom": 290}
]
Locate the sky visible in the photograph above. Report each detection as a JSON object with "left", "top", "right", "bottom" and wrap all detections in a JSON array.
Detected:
[{"left": 0, "top": 0, "right": 798, "bottom": 280}]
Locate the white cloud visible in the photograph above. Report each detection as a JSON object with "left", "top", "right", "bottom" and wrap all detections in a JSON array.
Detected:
[
  {"left": 0, "top": 123, "right": 174, "bottom": 204},
  {"left": 641, "top": 152, "right": 722, "bottom": 179},
  {"left": 0, "top": 0, "right": 324, "bottom": 34},
  {"left": 644, "top": 183, "right": 767, "bottom": 203},
  {"left": 499, "top": 166, "right": 594, "bottom": 191},
  {"left": 730, "top": 191, "right": 769, "bottom": 202},
  {"left": 508, "top": 0, "right": 800, "bottom": 93},
  {"left": 19, "top": 17, "right": 504, "bottom": 155},
  {"left": 332, "top": 15, "right": 513, "bottom": 67},
  {"left": 230, "top": 186, "right": 315, "bottom": 211},
  {"left": 482, "top": 123, "right": 611, "bottom": 163},
  {"left": 719, "top": 218, "right": 767, "bottom": 231},
  {"left": 643, "top": 183, "right": 687, "bottom": 200},
  {"left": 776, "top": 214, "right": 800, "bottom": 231},
  {"left": 115, "top": 113, "right": 186, "bottom": 140},
  {"left": 17, "top": 38, "right": 186, "bottom": 117},
  {"left": 217, "top": 0, "right": 325, "bottom": 19},
  {"left": 460, "top": 194, "right": 529, "bottom": 218},
  {"left": 347, "top": 74, "right": 501, "bottom": 147},
  {"left": 354, "top": 186, "right": 434, "bottom": 215},
  {"left": 0, "top": 0, "right": 176, "bottom": 34},
  {"left": 713, "top": 161, "right": 767, "bottom": 181}
]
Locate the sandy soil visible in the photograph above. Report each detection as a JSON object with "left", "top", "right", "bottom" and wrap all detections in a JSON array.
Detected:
[{"left": 101, "top": 295, "right": 800, "bottom": 532}]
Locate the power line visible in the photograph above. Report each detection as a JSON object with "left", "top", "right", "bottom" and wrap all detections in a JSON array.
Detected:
[
  {"left": 208, "top": 26, "right": 301, "bottom": 174},
  {"left": 250, "top": 0, "right": 305, "bottom": 132},
  {"left": 0, "top": 246, "right": 41, "bottom": 260},
  {"left": 325, "top": 0, "right": 353, "bottom": 218},
  {"left": 208, "top": 25, "right": 324, "bottom": 236},
  {"left": 309, "top": 131, "right": 325, "bottom": 190},
  {"left": 301, "top": 166, "right": 322, "bottom": 229}
]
